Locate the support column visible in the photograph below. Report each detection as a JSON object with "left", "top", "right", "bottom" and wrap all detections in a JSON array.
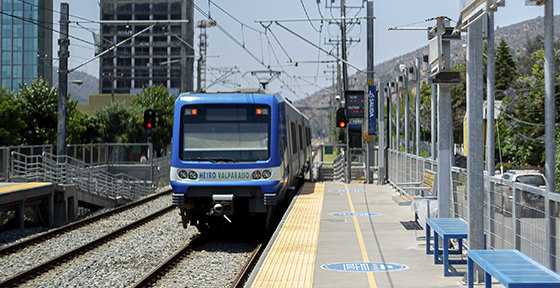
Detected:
[
  {"left": 544, "top": 0, "right": 556, "bottom": 270},
  {"left": 437, "top": 84, "right": 452, "bottom": 218},
  {"left": 378, "top": 82, "right": 386, "bottom": 184},
  {"left": 467, "top": 18, "right": 485, "bottom": 253}
]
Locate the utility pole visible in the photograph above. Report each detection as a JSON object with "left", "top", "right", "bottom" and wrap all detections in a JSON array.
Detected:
[
  {"left": 415, "top": 57, "right": 421, "bottom": 156},
  {"left": 57, "top": 2, "right": 69, "bottom": 159},
  {"left": 183, "top": 1, "right": 194, "bottom": 92},
  {"left": 403, "top": 66, "right": 409, "bottom": 153}
]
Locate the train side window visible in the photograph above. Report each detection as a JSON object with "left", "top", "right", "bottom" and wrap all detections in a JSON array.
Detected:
[{"left": 291, "top": 122, "right": 297, "bottom": 155}]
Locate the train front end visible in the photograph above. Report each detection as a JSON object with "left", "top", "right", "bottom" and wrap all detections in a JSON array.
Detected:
[{"left": 170, "top": 92, "right": 285, "bottom": 232}]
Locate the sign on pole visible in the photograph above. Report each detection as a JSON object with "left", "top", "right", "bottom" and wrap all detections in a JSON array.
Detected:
[
  {"left": 459, "top": 0, "right": 504, "bottom": 31},
  {"left": 345, "top": 90, "right": 365, "bottom": 118},
  {"left": 363, "top": 81, "right": 377, "bottom": 141}
]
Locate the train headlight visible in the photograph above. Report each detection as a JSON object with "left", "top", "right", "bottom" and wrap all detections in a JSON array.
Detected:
[
  {"left": 262, "top": 170, "right": 272, "bottom": 179},
  {"left": 178, "top": 169, "right": 188, "bottom": 179},
  {"left": 188, "top": 171, "right": 198, "bottom": 180},
  {"left": 252, "top": 170, "right": 262, "bottom": 179}
]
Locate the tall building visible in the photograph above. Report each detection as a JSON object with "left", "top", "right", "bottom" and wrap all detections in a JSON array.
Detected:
[
  {"left": 0, "top": 0, "right": 53, "bottom": 90},
  {"left": 99, "top": 0, "right": 194, "bottom": 96}
]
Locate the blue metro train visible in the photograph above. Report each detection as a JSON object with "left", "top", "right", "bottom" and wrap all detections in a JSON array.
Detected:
[{"left": 170, "top": 87, "right": 311, "bottom": 232}]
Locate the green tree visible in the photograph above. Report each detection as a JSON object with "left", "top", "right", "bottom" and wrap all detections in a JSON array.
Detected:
[
  {"left": 94, "top": 101, "right": 132, "bottom": 143},
  {"left": 0, "top": 87, "right": 23, "bottom": 146},
  {"left": 17, "top": 78, "right": 59, "bottom": 145},
  {"left": 494, "top": 39, "right": 518, "bottom": 100},
  {"left": 497, "top": 49, "right": 560, "bottom": 166},
  {"left": 129, "top": 85, "right": 175, "bottom": 156}
]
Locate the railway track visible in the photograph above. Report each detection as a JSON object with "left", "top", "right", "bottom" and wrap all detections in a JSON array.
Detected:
[
  {"left": 0, "top": 190, "right": 172, "bottom": 255},
  {"left": 0, "top": 205, "right": 175, "bottom": 287},
  {"left": 131, "top": 237, "right": 265, "bottom": 288}
]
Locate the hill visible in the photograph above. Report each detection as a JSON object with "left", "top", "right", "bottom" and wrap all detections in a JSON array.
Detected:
[
  {"left": 295, "top": 15, "right": 560, "bottom": 139},
  {"left": 52, "top": 69, "right": 99, "bottom": 103}
]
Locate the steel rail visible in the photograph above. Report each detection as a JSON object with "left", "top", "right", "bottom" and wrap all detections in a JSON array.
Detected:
[
  {"left": 0, "top": 190, "right": 172, "bottom": 255},
  {"left": 130, "top": 235, "right": 206, "bottom": 288},
  {"left": 0, "top": 205, "right": 175, "bottom": 288},
  {"left": 231, "top": 243, "right": 265, "bottom": 288}
]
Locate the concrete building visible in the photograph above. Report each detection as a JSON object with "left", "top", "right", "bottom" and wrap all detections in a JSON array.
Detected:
[
  {"left": 98, "top": 0, "right": 194, "bottom": 97},
  {"left": 0, "top": 0, "right": 52, "bottom": 90}
]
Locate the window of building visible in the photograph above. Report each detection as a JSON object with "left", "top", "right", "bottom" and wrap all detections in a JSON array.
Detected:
[
  {"left": 24, "top": 24, "right": 37, "bottom": 37},
  {"left": 23, "top": 65, "right": 36, "bottom": 79},
  {"left": 2, "top": 15, "right": 11, "bottom": 24},
  {"left": 170, "top": 80, "right": 180, "bottom": 89},
  {"left": 2, "top": 52, "right": 9, "bottom": 64},
  {"left": 13, "top": 24, "right": 22, "bottom": 37},
  {"left": 135, "top": 79, "right": 149, "bottom": 88},
  {"left": 24, "top": 38, "right": 37, "bottom": 50},
  {"left": 2, "top": 65, "right": 10, "bottom": 78},
  {"left": 116, "top": 3, "right": 131, "bottom": 12},
  {"left": 2, "top": 38, "right": 11, "bottom": 50},
  {"left": 2, "top": 25, "right": 10, "bottom": 37},
  {"left": 23, "top": 52, "right": 36, "bottom": 65},
  {"left": 135, "top": 3, "right": 149, "bottom": 13},
  {"left": 12, "top": 64, "right": 21, "bottom": 76},
  {"left": 154, "top": 3, "right": 167, "bottom": 12},
  {"left": 2, "top": 0, "right": 12, "bottom": 11},
  {"left": 12, "top": 52, "right": 21, "bottom": 64},
  {"left": 12, "top": 10, "right": 21, "bottom": 23},
  {"left": 13, "top": 38, "right": 21, "bottom": 50},
  {"left": 12, "top": 78, "right": 20, "bottom": 88}
]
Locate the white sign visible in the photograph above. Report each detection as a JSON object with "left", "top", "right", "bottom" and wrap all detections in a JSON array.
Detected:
[{"left": 459, "top": 0, "right": 504, "bottom": 31}]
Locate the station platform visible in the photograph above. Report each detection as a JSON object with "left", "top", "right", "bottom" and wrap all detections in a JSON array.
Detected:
[
  {"left": 0, "top": 182, "right": 53, "bottom": 205},
  {"left": 247, "top": 181, "right": 479, "bottom": 288}
]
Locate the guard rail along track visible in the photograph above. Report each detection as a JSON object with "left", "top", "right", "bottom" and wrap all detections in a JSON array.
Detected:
[{"left": 0, "top": 205, "right": 174, "bottom": 287}]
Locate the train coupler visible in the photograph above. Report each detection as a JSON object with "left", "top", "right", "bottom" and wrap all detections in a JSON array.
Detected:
[{"left": 207, "top": 194, "right": 234, "bottom": 216}]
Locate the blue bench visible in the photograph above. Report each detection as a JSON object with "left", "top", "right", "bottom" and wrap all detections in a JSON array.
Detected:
[
  {"left": 425, "top": 218, "right": 469, "bottom": 276},
  {"left": 468, "top": 249, "right": 560, "bottom": 288}
]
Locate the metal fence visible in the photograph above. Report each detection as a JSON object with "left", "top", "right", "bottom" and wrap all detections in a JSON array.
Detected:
[
  {"left": 387, "top": 148, "right": 560, "bottom": 272},
  {"left": 10, "top": 151, "right": 154, "bottom": 200},
  {"left": 67, "top": 143, "right": 154, "bottom": 165},
  {"left": 0, "top": 145, "right": 53, "bottom": 181}
]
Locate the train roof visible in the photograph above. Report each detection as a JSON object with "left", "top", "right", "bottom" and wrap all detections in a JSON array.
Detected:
[{"left": 177, "top": 87, "right": 284, "bottom": 104}]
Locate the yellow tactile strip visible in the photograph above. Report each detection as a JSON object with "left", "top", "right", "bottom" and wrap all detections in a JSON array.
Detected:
[
  {"left": 0, "top": 182, "right": 51, "bottom": 194},
  {"left": 251, "top": 182, "right": 325, "bottom": 288}
]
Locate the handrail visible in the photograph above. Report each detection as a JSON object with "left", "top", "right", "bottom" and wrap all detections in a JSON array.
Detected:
[{"left": 10, "top": 151, "right": 153, "bottom": 201}]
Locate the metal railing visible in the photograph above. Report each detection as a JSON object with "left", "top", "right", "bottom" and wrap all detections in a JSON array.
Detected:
[
  {"left": 387, "top": 148, "right": 560, "bottom": 272},
  {"left": 10, "top": 151, "right": 155, "bottom": 201},
  {"left": 0, "top": 145, "right": 53, "bottom": 182},
  {"left": 67, "top": 143, "right": 154, "bottom": 165}
]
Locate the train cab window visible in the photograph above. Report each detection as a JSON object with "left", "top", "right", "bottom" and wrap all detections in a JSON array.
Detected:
[{"left": 180, "top": 104, "right": 270, "bottom": 162}]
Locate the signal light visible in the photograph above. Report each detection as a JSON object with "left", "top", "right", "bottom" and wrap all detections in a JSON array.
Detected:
[
  {"left": 144, "top": 109, "right": 156, "bottom": 129},
  {"left": 336, "top": 108, "right": 347, "bottom": 128}
]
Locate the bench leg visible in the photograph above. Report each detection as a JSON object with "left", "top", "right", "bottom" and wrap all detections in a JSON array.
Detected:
[
  {"left": 485, "top": 271, "right": 491, "bottom": 288},
  {"left": 434, "top": 232, "right": 442, "bottom": 264},
  {"left": 426, "top": 223, "right": 433, "bottom": 254},
  {"left": 443, "top": 235, "right": 449, "bottom": 275},
  {"left": 467, "top": 257, "right": 474, "bottom": 288}
]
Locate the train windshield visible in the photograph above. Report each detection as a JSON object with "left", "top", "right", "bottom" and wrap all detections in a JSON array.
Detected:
[{"left": 180, "top": 104, "right": 270, "bottom": 162}]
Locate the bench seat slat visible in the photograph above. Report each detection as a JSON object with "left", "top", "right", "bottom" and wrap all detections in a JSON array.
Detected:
[{"left": 468, "top": 249, "right": 560, "bottom": 287}]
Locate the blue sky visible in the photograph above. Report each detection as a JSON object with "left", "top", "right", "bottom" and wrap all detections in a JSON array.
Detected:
[{"left": 53, "top": 0, "right": 554, "bottom": 100}]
